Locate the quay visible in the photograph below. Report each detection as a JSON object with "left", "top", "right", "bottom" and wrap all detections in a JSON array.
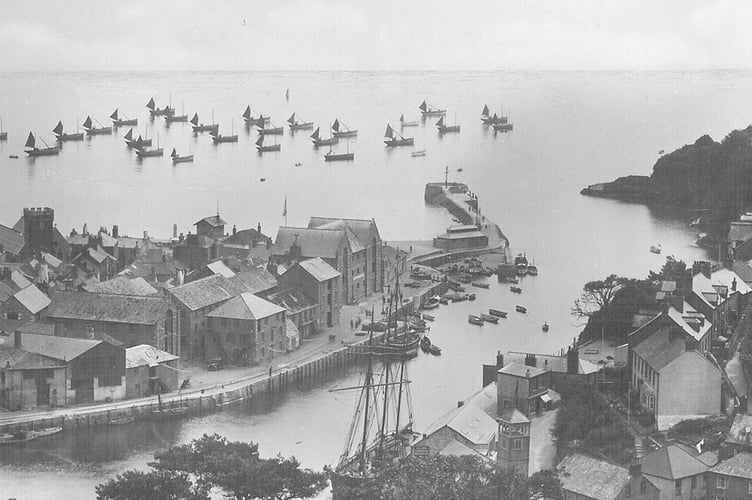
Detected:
[{"left": 0, "top": 181, "right": 506, "bottom": 435}]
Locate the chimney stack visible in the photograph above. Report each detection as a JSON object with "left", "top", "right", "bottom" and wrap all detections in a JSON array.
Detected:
[
  {"left": 112, "top": 225, "right": 119, "bottom": 238},
  {"left": 173, "top": 224, "right": 177, "bottom": 239},
  {"left": 232, "top": 224, "right": 237, "bottom": 236},
  {"left": 257, "top": 222, "right": 262, "bottom": 234},
  {"left": 496, "top": 350, "right": 504, "bottom": 369},
  {"left": 83, "top": 223, "right": 88, "bottom": 235},
  {"left": 628, "top": 463, "right": 642, "bottom": 477},
  {"left": 524, "top": 353, "right": 537, "bottom": 367},
  {"left": 733, "top": 277, "right": 738, "bottom": 292},
  {"left": 567, "top": 346, "right": 579, "bottom": 374}
]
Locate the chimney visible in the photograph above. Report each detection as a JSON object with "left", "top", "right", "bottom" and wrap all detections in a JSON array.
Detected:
[
  {"left": 13, "top": 330, "right": 21, "bottom": 349},
  {"left": 83, "top": 223, "right": 88, "bottom": 235},
  {"left": 733, "top": 277, "right": 738, "bottom": 292},
  {"left": 143, "top": 230, "right": 149, "bottom": 240},
  {"left": 151, "top": 265, "right": 156, "bottom": 281},
  {"left": 684, "top": 317, "right": 701, "bottom": 333},
  {"left": 693, "top": 261, "right": 712, "bottom": 279},
  {"left": 524, "top": 353, "right": 537, "bottom": 367},
  {"left": 232, "top": 224, "right": 237, "bottom": 236},
  {"left": 257, "top": 222, "right": 262, "bottom": 234},
  {"left": 112, "top": 225, "right": 119, "bottom": 238},
  {"left": 496, "top": 350, "right": 504, "bottom": 369},
  {"left": 179, "top": 232, "right": 185, "bottom": 244},
  {"left": 457, "top": 401, "right": 464, "bottom": 408},
  {"left": 628, "top": 463, "right": 642, "bottom": 478},
  {"left": 173, "top": 224, "right": 177, "bottom": 239},
  {"left": 567, "top": 346, "right": 579, "bottom": 374}
]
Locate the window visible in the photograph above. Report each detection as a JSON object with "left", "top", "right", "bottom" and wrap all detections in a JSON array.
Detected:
[
  {"left": 717, "top": 476, "right": 726, "bottom": 489},
  {"left": 749, "top": 480, "right": 752, "bottom": 494},
  {"left": 499, "top": 437, "right": 507, "bottom": 449},
  {"left": 675, "top": 479, "right": 682, "bottom": 495},
  {"left": 512, "top": 439, "right": 522, "bottom": 450},
  {"left": 640, "top": 480, "right": 646, "bottom": 494},
  {"left": 625, "top": 484, "right": 631, "bottom": 497},
  {"left": 691, "top": 476, "right": 697, "bottom": 489},
  {"left": 6, "top": 311, "right": 18, "bottom": 320}
]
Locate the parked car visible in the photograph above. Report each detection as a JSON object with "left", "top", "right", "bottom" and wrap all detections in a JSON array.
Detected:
[{"left": 207, "top": 358, "right": 224, "bottom": 371}]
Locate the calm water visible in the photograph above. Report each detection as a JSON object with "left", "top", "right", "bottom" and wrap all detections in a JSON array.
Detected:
[{"left": 0, "top": 70, "right": 741, "bottom": 498}]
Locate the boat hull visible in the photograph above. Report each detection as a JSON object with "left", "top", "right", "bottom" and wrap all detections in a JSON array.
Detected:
[
  {"left": 25, "top": 147, "right": 59, "bottom": 157},
  {"left": 56, "top": 133, "right": 84, "bottom": 142},
  {"left": 438, "top": 126, "right": 461, "bottom": 134},
  {"left": 258, "top": 127, "right": 283, "bottom": 135},
  {"left": 0, "top": 132, "right": 7, "bottom": 141},
  {"left": 325, "top": 153, "right": 354, "bottom": 162},
  {"left": 172, "top": 155, "right": 194, "bottom": 164},
  {"left": 244, "top": 117, "right": 270, "bottom": 126},
  {"left": 333, "top": 130, "right": 358, "bottom": 138},
  {"left": 384, "top": 138, "right": 414, "bottom": 147},
  {"left": 193, "top": 124, "right": 219, "bottom": 133},
  {"left": 136, "top": 148, "right": 164, "bottom": 158},
  {"left": 289, "top": 122, "right": 314, "bottom": 131},
  {"left": 257, "top": 144, "right": 281, "bottom": 152},
  {"left": 113, "top": 119, "right": 138, "bottom": 127},
  {"left": 127, "top": 139, "right": 153, "bottom": 149},
  {"left": 85, "top": 127, "right": 112, "bottom": 135},
  {"left": 493, "top": 123, "right": 514, "bottom": 132},
  {"left": 480, "top": 314, "right": 499, "bottom": 323},
  {"left": 313, "top": 138, "right": 338, "bottom": 147},
  {"left": 212, "top": 135, "right": 239, "bottom": 144},
  {"left": 421, "top": 110, "right": 446, "bottom": 116},
  {"left": 489, "top": 309, "right": 508, "bottom": 318},
  {"left": 165, "top": 115, "right": 188, "bottom": 123},
  {"left": 468, "top": 315, "right": 483, "bottom": 325}
]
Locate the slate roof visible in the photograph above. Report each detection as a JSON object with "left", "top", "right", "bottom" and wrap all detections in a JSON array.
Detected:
[
  {"left": 733, "top": 261, "right": 752, "bottom": 284},
  {"left": 232, "top": 268, "right": 277, "bottom": 294},
  {"left": 505, "top": 351, "right": 600, "bottom": 375},
  {"left": 45, "top": 291, "right": 167, "bottom": 325},
  {"left": 17, "top": 332, "right": 102, "bottom": 362},
  {"left": 0, "top": 224, "right": 25, "bottom": 256},
  {"left": 666, "top": 306, "right": 711, "bottom": 341},
  {"left": 499, "top": 361, "right": 548, "bottom": 378},
  {"left": 296, "top": 257, "right": 341, "bottom": 282},
  {"left": 0, "top": 281, "right": 14, "bottom": 303},
  {"left": 222, "top": 228, "right": 271, "bottom": 246},
  {"left": 0, "top": 319, "right": 55, "bottom": 336},
  {"left": 117, "top": 237, "right": 141, "bottom": 249},
  {"left": 206, "top": 260, "right": 236, "bottom": 278},
  {"left": 268, "top": 288, "right": 316, "bottom": 314},
  {"left": 632, "top": 328, "right": 687, "bottom": 372},
  {"left": 438, "top": 439, "right": 488, "bottom": 458},
  {"left": 557, "top": 453, "right": 629, "bottom": 500},
  {"left": 125, "top": 344, "right": 179, "bottom": 369},
  {"left": 67, "top": 234, "right": 90, "bottom": 246},
  {"left": 0, "top": 346, "right": 66, "bottom": 369},
  {"left": 84, "top": 277, "right": 158, "bottom": 296},
  {"left": 422, "top": 382, "right": 498, "bottom": 442},
  {"left": 194, "top": 215, "right": 227, "bottom": 227},
  {"left": 729, "top": 222, "right": 752, "bottom": 243},
  {"left": 639, "top": 444, "right": 708, "bottom": 480},
  {"left": 498, "top": 408, "right": 531, "bottom": 424},
  {"left": 169, "top": 273, "right": 272, "bottom": 311},
  {"left": 13, "top": 285, "right": 51, "bottom": 314},
  {"left": 9, "top": 270, "right": 31, "bottom": 291},
  {"left": 206, "top": 292, "right": 285, "bottom": 321},
  {"left": 98, "top": 231, "right": 117, "bottom": 248},
  {"left": 274, "top": 227, "right": 349, "bottom": 259},
  {"left": 710, "top": 452, "right": 752, "bottom": 480},
  {"left": 308, "top": 217, "right": 380, "bottom": 246}
]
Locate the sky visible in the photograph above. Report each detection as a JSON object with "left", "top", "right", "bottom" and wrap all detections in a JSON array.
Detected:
[{"left": 0, "top": 0, "right": 749, "bottom": 71}]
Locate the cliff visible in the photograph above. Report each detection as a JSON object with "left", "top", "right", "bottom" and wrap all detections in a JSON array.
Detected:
[{"left": 581, "top": 127, "right": 752, "bottom": 238}]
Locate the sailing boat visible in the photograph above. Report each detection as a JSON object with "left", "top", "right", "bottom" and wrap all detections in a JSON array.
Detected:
[
  {"left": 418, "top": 99, "right": 446, "bottom": 117},
  {"left": 310, "top": 126, "right": 338, "bottom": 147},
  {"left": 124, "top": 128, "right": 152, "bottom": 149},
  {"left": 492, "top": 108, "right": 514, "bottom": 132},
  {"left": 0, "top": 118, "right": 8, "bottom": 141},
  {"left": 146, "top": 97, "right": 175, "bottom": 117},
  {"left": 190, "top": 112, "right": 218, "bottom": 134},
  {"left": 110, "top": 109, "right": 138, "bottom": 127},
  {"left": 329, "top": 307, "right": 417, "bottom": 499},
  {"left": 324, "top": 140, "right": 354, "bottom": 162},
  {"left": 83, "top": 116, "right": 112, "bottom": 135},
  {"left": 332, "top": 119, "right": 358, "bottom": 138},
  {"left": 287, "top": 112, "right": 314, "bottom": 131},
  {"left": 211, "top": 121, "right": 239, "bottom": 144},
  {"left": 372, "top": 271, "right": 421, "bottom": 357},
  {"left": 135, "top": 133, "right": 163, "bottom": 158},
  {"left": 255, "top": 134, "right": 280, "bottom": 153},
  {"left": 171, "top": 147, "right": 194, "bottom": 164},
  {"left": 399, "top": 114, "right": 418, "bottom": 128},
  {"left": 164, "top": 103, "right": 188, "bottom": 124},
  {"left": 257, "top": 121, "right": 283, "bottom": 135},
  {"left": 383, "top": 124, "right": 414, "bottom": 147},
  {"left": 242, "top": 105, "right": 270, "bottom": 127},
  {"left": 52, "top": 121, "right": 84, "bottom": 142},
  {"left": 436, "top": 115, "right": 460, "bottom": 134},
  {"left": 24, "top": 132, "right": 59, "bottom": 157}
]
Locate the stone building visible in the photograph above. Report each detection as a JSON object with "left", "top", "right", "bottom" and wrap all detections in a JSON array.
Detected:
[
  {"left": 278, "top": 257, "right": 342, "bottom": 328},
  {"left": 125, "top": 344, "right": 180, "bottom": 398},
  {"left": 497, "top": 361, "right": 552, "bottom": 417},
  {"left": 0, "top": 284, "right": 50, "bottom": 322}
]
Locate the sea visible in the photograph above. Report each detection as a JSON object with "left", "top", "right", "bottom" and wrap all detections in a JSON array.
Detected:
[{"left": 0, "top": 70, "right": 748, "bottom": 498}]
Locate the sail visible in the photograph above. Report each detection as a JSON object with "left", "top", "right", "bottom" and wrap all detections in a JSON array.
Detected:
[
  {"left": 384, "top": 124, "right": 393, "bottom": 138},
  {"left": 311, "top": 127, "right": 320, "bottom": 139},
  {"left": 146, "top": 97, "right": 155, "bottom": 110},
  {"left": 482, "top": 104, "right": 489, "bottom": 117},
  {"left": 242, "top": 105, "right": 251, "bottom": 119},
  {"left": 25, "top": 132, "right": 35, "bottom": 149},
  {"left": 287, "top": 113, "right": 296, "bottom": 124},
  {"left": 136, "top": 134, "right": 143, "bottom": 144},
  {"left": 190, "top": 113, "right": 199, "bottom": 125},
  {"left": 399, "top": 114, "right": 404, "bottom": 122},
  {"left": 419, "top": 100, "right": 427, "bottom": 111},
  {"left": 436, "top": 116, "right": 444, "bottom": 128},
  {"left": 83, "top": 116, "right": 93, "bottom": 129},
  {"left": 124, "top": 128, "right": 133, "bottom": 141},
  {"left": 209, "top": 128, "right": 217, "bottom": 137},
  {"left": 332, "top": 119, "right": 340, "bottom": 132},
  {"left": 171, "top": 148, "right": 177, "bottom": 158},
  {"left": 110, "top": 109, "right": 119, "bottom": 120},
  {"left": 492, "top": 113, "right": 498, "bottom": 121},
  {"left": 53, "top": 121, "right": 64, "bottom": 135},
  {"left": 255, "top": 136, "right": 264, "bottom": 147}
]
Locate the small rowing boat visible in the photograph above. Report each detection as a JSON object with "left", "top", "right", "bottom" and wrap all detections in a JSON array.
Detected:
[
  {"left": 422, "top": 313, "right": 435, "bottom": 321},
  {"left": 515, "top": 305, "right": 527, "bottom": 314},
  {"left": 542, "top": 322, "right": 549, "bottom": 332},
  {"left": 510, "top": 286, "right": 522, "bottom": 294},
  {"left": 429, "top": 344, "right": 442, "bottom": 355},
  {"left": 411, "top": 149, "right": 427, "bottom": 157},
  {"left": 480, "top": 313, "right": 499, "bottom": 324},
  {"left": 488, "top": 309, "right": 508, "bottom": 318},
  {"left": 468, "top": 315, "right": 483, "bottom": 325},
  {"left": 472, "top": 282, "right": 490, "bottom": 289},
  {"left": 0, "top": 427, "right": 62, "bottom": 445},
  {"left": 171, "top": 148, "right": 194, "bottom": 164}
]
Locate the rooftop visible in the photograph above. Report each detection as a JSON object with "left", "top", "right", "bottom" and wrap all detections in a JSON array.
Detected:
[
  {"left": 632, "top": 328, "right": 688, "bottom": 372},
  {"left": 296, "top": 257, "right": 341, "bottom": 282},
  {"left": 274, "top": 226, "right": 349, "bottom": 259},
  {"left": 710, "top": 452, "right": 752, "bottom": 480},
  {"left": 505, "top": 351, "right": 600, "bottom": 375},
  {"left": 0, "top": 319, "right": 55, "bottom": 336},
  {"left": 206, "top": 292, "right": 285, "bottom": 321},
  {"left": 307, "top": 217, "right": 380, "bottom": 245},
  {"left": 0, "top": 224, "right": 25, "bottom": 256},
  {"left": 435, "top": 230, "right": 487, "bottom": 240},
  {"left": 168, "top": 274, "right": 255, "bottom": 311},
  {"left": 13, "top": 285, "right": 51, "bottom": 314},
  {"left": 125, "top": 344, "right": 179, "bottom": 369},
  {"left": 84, "top": 276, "right": 158, "bottom": 296},
  {"left": 45, "top": 291, "right": 167, "bottom": 325},
  {"left": 268, "top": 288, "right": 316, "bottom": 314},
  {"left": 639, "top": 444, "right": 708, "bottom": 480},
  {"left": 557, "top": 453, "right": 630, "bottom": 500},
  {"left": 194, "top": 215, "right": 227, "bottom": 227},
  {"left": 499, "top": 361, "right": 549, "bottom": 378},
  {"left": 12, "top": 332, "right": 103, "bottom": 362},
  {"left": 0, "top": 344, "right": 66, "bottom": 370}
]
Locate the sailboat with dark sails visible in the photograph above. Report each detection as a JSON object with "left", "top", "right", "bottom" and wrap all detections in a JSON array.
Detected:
[
  {"left": 383, "top": 124, "right": 414, "bottom": 147},
  {"left": 0, "top": 118, "right": 7, "bottom": 141},
  {"left": 53, "top": 121, "right": 84, "bottom": 142},
  {"left": 310, "top": 126, "right": 338, "bottom": 148},
  {"left": 329, "top": 307, "right": 418, "bottom": 499},
  {"left": 242, "top": 105, "right": 270, "bottom": 127},
  {"left": 255, "top": 135, "right": 280, "bottom": 153},
  {"left": 436, "top": 116, "right": 460, "bottom": 134},
  {"left": 324, "top": 140, "right": 354, "bottom": 162},
  {"left": 83, "top": 116, "right": 112, "bottom": 135},
  {"left": 24, "top": 132, "right": 59, "bottom": 157},
  {"left": 146, "top": 97, "right": 174, "bottom": 118},
  {"left": 211, "top": 121, "right": 239, "bottom": 144},
  {"left": 418, "top": 100, "right": 446, "bottom": 117},
  {"left": 332, "top": 119, "right": 358, "bottom": 138},
  {"left": 190, "top": 113, "right": 218, "bottom": 134},
  {"left": 287, "top": 112, "right": 314, "bottom": 131},
  {"left": 109, "top": 109, "right": 138, "bottom": 127}
]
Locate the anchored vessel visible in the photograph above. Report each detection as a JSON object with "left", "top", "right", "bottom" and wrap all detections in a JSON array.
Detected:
[
  {"left": 257, "top": 122, "right": 284, "bottom": 136},
  {"left": 255, "top": 135, "right": 280, "bottom": 153},
  {"left": 191, "top": 113, "right": 219, "bottom": 134},
  {"left": 383, "top": 124, "right": 414, "bottom": 147},
  {"left": 418, "top": 99, "right": 446, "bottom": 117},
  {"left": 242, "top": 105, "right": 270, "bottom": 127},
  {"left": 332, "top": 119, "right": 358, "bottom": 138},
  {"left": 311, "top": 126, "right": 338, "bottom": 147},
  {"left": 52, "top": 121, "right": 84, "bottom": 142},
  {"left": 399, "top": 114, "right": 418, "bottom": 128},
  {"left": 436, "top": 116, "right": 460, "bottom": 134},
  {"left": 83, "top": 116, "right": 112, "bottom": 136},
  {"left": 287, "top": 112, "right": 314, "bottom": 131},
  {"left": 146, "top": 97, "right": 175, "bottom": 117},
  {"left": 171, "top": 148, "right": 194, "bottom": 164},
  {"left": 24, "top": 132, "right": 59, "bottom": 157},
  {"left": 110, "top": 108, "right": 137, "bottom": 127}
]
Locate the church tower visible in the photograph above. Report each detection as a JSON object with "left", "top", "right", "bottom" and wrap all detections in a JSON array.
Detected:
[{"left": 497, "top": 408, "right": 531, "bottom": 477}]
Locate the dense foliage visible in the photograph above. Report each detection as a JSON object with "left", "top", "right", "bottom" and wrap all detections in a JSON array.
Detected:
[
  {"left": 96, "top": 434, "right": 328, "bottom": 500},
  {"left": 344, "top": 455, "right": 563, "bottom": 500},
  {"left": 554, "top": 386, "right": 633, "bottom": 464}
]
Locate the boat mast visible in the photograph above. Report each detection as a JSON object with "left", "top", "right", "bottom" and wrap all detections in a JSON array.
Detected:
[
  {"left": 379, "top": 354, "right": 391, "bottom": 460},
  {"left": 359, "top": 316, "right": 375, "bottom": 475},
  {"left": 394, "top": 360, "right": 405, "bottom": 434}
]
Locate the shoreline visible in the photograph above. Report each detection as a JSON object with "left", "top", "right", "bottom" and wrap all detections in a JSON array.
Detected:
[{"left": 0, "top": 181, "right": 508, "bottom": 435}]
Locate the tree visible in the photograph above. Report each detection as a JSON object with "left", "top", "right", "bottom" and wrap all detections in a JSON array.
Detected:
[
  {"left": 150, "top": 434, "right": 328, "bottom": 500},
  {"left": 572, "top": 274, "right": 626, "bottom": 318},
  {"left": 95, "top": 470, "right": 209, "bottom": 500},
  {"left": 648, "top": 256, "right": 687, "bottom": 281},
  {"left": 528, "top": 469, "right": 564, "bottom": 500}
]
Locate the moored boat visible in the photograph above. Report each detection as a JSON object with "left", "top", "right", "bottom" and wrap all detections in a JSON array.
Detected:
[
  {"left": 493, "top": 118, "right": 514, "bottom": 133},
  {"left": 542, "top": 322, "right": 549, "bottom": 332},
  {"left": 399, "top": 114, "right": 418, "bottom": 127},
  {"left": 146, "top": 97, "right": 174, "bottom": 117},
  {"left": 439, "top": 295, "right": 449, "bottom": 305},
  {"left": 468, "top": 293, "right": 476, "bottom": 301},
  {"left": 411, "top": 149, "right": 427, "bottom": 157},
  {"left": 0, "top": 427, "right": 63, "bottom": 445},
  {"left": 436, "top": 116, "right": 460, "bottom": 134},
  {"left": 516, "top": 305, "right": 527, "bottom": 314},
  {"left": 311, "top": 126, "right": 338, "bottom": 147},
  {"left": 450, "top": 293, "right": 467, "bottom": 302},
  {"left": 287, "top": 112, "right": 314, "bottom": 131},
  {"left": 191, "top": 113, "right": 219, "bottom": 134},
  {"left": 384, "top": 124, "right": 414, "bottom": 147},
  {"left": 419, "top": 99, "right": 446, "bottom": 116},
  {"left": 488, "top": 308, "right": 508, "bottom": 318},
  {"left": 83, "top": 116, "right": 112, "bottom": 135},
  {"left": 420, "top": 335, "right": 431, "bottom": 353},
  {"left": 255, "top": 135, "right": 281, "bottom": 153},
  {"left": 242, "top": 105, "right": 270, "bottom": 127},
  {"left": 52, "top": 121, "right": 84, "bottom": 142},
  {"left": 136, "top": 146, "right": 164, "bottom": 158},
  {"left": 480, "top": 313, "right": 499, "bottom": 324},
  {"left": 257, "top": 122, "right": 284, "bottom": 135},
  {"left": 472, "top": 282, "right": 490, "bottom": 289},
  {"left": 332, "top": 119, "right": 358, "bottom": 138},
  {"left": 468, "top": 314, "right": 484, "bottom": 325},
  {"left": 422, "top": 296, "right": 440, "bottom": 309},
  {"left": 650, "top": 245, "right": 661, "bottom": 254},
  {"left": 510, "top": 286, "right": 522, "bottom": 294},
  {"left": 429, "top": 344, "right": 442, "bottom": 355},
  {"left": 422, "top": 313, "right": 435, "bottom": 321},
  {"left": 171, "top": 148, "right": 194, "bottom": 164},
  {"left": 109, "top": 108, "right": 137, "bottom": 127},
  {"left": 24, "top": 132, "right": 59, "bottom": 157},
  {"left": 527, "top": 262, "right": 539, "bottom": 276}
]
